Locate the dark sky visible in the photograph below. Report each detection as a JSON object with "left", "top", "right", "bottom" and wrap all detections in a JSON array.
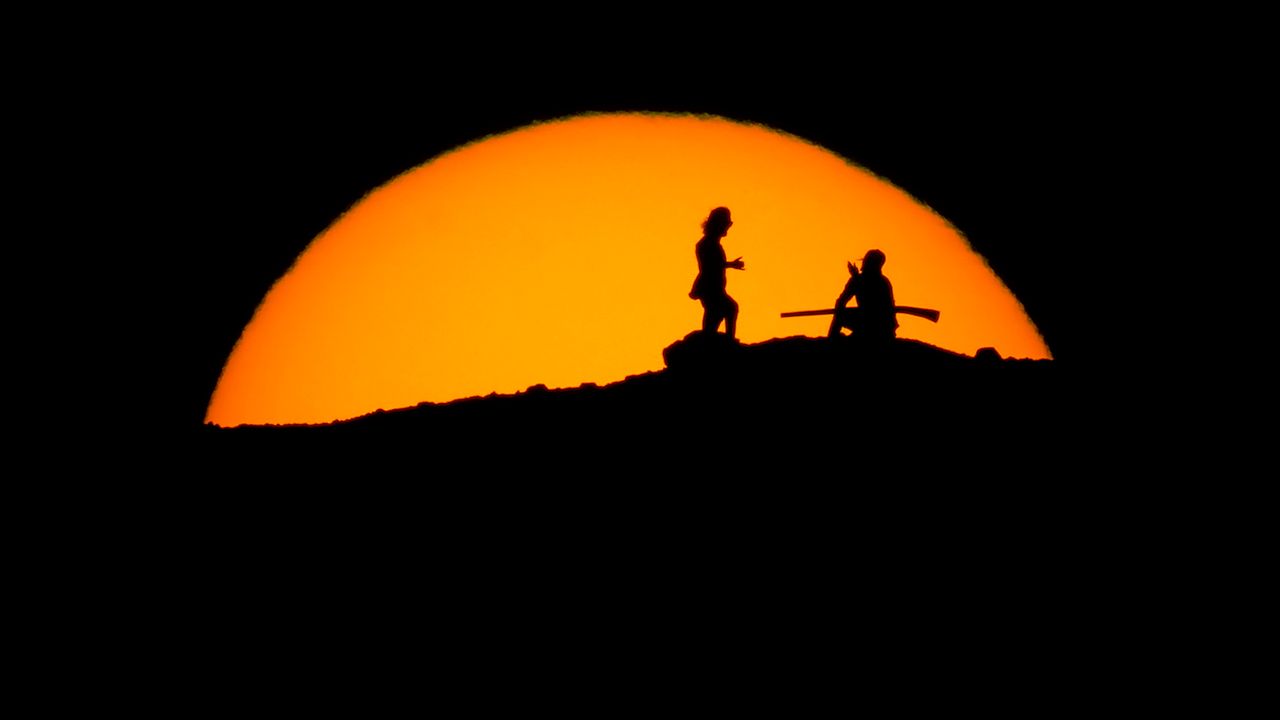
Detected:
[{"left": 117, "top": 28, "right": 1170, "bottom": 432}]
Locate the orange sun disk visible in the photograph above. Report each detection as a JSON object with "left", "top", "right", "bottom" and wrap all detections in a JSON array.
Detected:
[{"left": 207, "top": 112, "right": 1050, "bottom": 427}]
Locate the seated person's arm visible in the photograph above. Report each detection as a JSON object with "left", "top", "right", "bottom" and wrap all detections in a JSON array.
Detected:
[{"left": 835, "top": 276, "right": 857, "bottom": 309}]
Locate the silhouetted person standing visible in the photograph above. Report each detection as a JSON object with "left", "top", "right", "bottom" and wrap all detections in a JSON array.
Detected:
[
  {"left": 828, "top": 249, "right": 898, "bottom": 341},
  {"left": 689, "top": 207, "right": 745, "bottom": 339}
]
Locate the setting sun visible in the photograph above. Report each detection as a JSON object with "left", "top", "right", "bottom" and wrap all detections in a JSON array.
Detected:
[{"left": 206, "top": 112, "right": 1050, "bottom": 427}]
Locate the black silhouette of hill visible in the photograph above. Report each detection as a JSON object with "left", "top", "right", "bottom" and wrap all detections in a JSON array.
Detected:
[
  {"left": 199, "top": 333, "right": 1082, "bottom": 479},
  {"left": 183, "top": 332, "right": 1124, "bottom": 606}
]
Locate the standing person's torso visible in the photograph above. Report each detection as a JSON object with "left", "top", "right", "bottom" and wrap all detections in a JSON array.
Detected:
[{"left": 695, "top": 236, "right": 727, "bottom": 291}]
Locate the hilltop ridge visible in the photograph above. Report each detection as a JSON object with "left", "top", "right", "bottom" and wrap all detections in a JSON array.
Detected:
[{"left": 200, "top": 333, "right": 1074, "bottom": 477}]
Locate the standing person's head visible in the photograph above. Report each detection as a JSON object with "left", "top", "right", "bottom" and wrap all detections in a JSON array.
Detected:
[
  {"left": 863, "top": 249, "right": 886, "bottom": 273},
  {"left": 702, "top": 207, "right": 733, "bottom": 238}
]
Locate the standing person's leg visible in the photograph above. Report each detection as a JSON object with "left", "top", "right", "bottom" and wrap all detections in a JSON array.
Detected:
[
  {"left": 724, "top": 297, "right": 739, "bottom": 340},
  {"left": 701, "top": 297, "right": 720, "bottom": 334},
  {"left": 703, "top": 294, "right": 733, "bottom": 335}
]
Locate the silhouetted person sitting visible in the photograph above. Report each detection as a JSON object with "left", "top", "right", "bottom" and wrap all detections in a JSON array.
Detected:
[
  {"left": 689, "top": 206, "right": 745, "bottom": 339},
  {"left": 828, "top": 248, "right": 898, "bottom": 341}
]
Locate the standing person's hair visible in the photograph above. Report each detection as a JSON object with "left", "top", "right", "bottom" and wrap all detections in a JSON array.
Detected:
[{"left": 702, "top": 206, "right": 732, "bottom": 235}]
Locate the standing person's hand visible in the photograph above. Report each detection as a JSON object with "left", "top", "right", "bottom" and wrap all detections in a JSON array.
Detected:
[{"left": 729, "top": 256, "right": 745, "bottom": 270}]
